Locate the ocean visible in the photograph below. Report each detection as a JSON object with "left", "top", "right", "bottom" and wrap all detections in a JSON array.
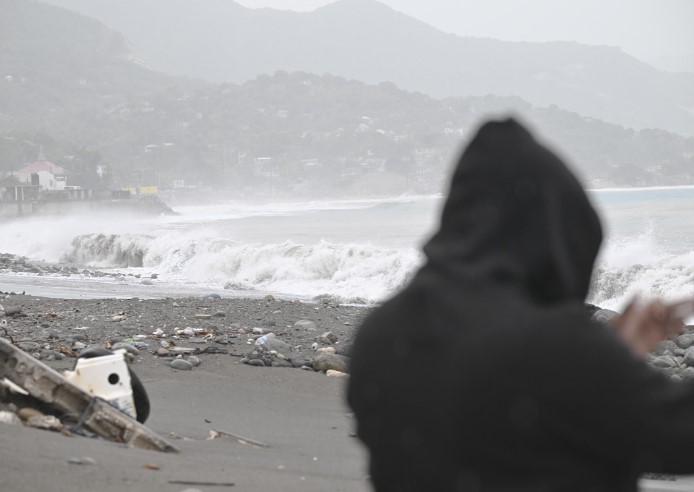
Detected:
[{"left": 1, "top": 187, "right": 693, "bottom": 310}]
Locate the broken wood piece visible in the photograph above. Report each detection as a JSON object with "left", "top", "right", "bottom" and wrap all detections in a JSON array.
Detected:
[
  {"left": 0, "top": 338, "right": 178, "bottom": 453},
  {"left": 208, "top": 429, "right": 269, "bottom": 448}
]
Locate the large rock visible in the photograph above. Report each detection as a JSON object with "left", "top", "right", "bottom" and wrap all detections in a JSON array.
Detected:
[
  {"left": 592, "top": 309, "right": 618, "bottom": 324},
  {"left": 683, "top": 347, "right": 694, "bottom": 367},
  {"left": 653, "top": 340, "right": 680, "bottom": 356},
  {"left": 676, "top": 333, "right": 694, "bottom": 349},
  {"left": 313, "top": 353, "right": 349, "bottom": 373}
]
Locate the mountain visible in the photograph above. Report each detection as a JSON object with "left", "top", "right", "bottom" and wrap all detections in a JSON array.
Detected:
[
  {"left": 649, "top": 53, "right": 694, "bottom": 74},
  {"left": 1, "top": 0, "right": 693, "bottom": 194},
  {"left": 37, "top": 0, "right": 694, "bottom": 136}
]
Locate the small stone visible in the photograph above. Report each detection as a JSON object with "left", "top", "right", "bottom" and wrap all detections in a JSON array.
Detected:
[
  {"left": 326, "top": 370, "right": 349, "bottom": 378},
  {"left": 68, "top": 456, "right": 97, "bottom": 465},
  {"left": 111, "top": 315, "right": 126, "bottom": 322},
  {"left": 320, "top": 331, "right": 338, "bottom": 344},
  {"left": 264, "top": 295, "right": 275, "bottom": 301},
  {"left": 73, "top": 341, "right": 86, "bottom": 350},
  {"left": 17, "top": 407, "right": 43, "bottom": 421},
  {"left": 170, "top": 359, "right": 194, "bottom": 371},
  {"left": 4, "top": 306, "right": 22, "bottom": 316},
  {"left": 27, "top": 415, "right": 63, "bottom": 431},
  {"left": 187, "top": 355, "right": 201, "bottom": 367},
  {"left": 0, "top": 411, "right": 22, "bottom": 425},
  {"left": 294, "top": 320, "right": 317, "bottom": 331},
  {"left": 156, "top": 348, "right": 171, "bottom": 356},
  {"left": 212, "top": 311, "right": 226, "bottom": 318},
  {"left": 246, "top": 359, "right": 266, "bottom": 367},
  {"left": 317, "top": 347, "right": 336, "bottom": 354},
  {"left": 18, "top": 341, "right": 40, "bottom": 352},
  {"left": 112, "top": 343, "right": 139, "bottom": 355},
  {"left": 313, "top": 353, "right": 349, "bottom": 373},
  {"left": 194, "top": 314, "right": 211, "bottom": 320}
]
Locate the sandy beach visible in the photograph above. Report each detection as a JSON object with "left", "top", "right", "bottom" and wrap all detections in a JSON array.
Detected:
[
  {"left": 0, "top": 292, "right": 371, "bottom": 492},
  {"left": 2, "top": 290, "right": 694, "bottom": 492}
]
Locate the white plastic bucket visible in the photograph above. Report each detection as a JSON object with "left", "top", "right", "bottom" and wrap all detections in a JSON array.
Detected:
[{"left": 63, "top": 349, "right": 137, "bottom": 419}]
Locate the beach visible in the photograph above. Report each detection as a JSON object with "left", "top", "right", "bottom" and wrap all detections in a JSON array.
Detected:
[{"left": 0, "top": 291, "right": 371, "bottom": 492}]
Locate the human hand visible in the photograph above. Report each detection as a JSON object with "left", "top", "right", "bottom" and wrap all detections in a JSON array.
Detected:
[{"left": 610, "top": 297, "right": 688, "bottom": 358}]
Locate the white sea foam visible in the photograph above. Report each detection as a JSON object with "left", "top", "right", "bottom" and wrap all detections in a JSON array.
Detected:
[
  {"left": 62, "top": 233, "right": 423, "bottom": 302},
  {"left": 590, "top": 233, "right": 694, "bottom": 311},
  {"left": 2, "top": 191, "right": 693, "bottom": 306}
]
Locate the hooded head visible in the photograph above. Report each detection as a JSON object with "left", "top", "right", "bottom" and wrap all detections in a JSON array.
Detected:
[{"left": 423, "top": 119, "right": 603, "bottom": 304}]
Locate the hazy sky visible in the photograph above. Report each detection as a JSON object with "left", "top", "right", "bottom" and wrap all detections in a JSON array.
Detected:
[{"left": 236, "top": 0, "right": 694, "bottom": 61}]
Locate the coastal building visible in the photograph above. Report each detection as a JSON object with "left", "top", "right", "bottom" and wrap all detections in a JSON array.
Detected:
[{"left": 14, "top": 151, "right": 68, "bottom": 191}]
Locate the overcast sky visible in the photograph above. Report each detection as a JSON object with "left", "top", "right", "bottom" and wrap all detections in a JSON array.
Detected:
[{"left": 236, "top": 0, "right": 694, "bottom": 61}]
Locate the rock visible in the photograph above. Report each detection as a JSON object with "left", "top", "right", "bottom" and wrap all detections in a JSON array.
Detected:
[
  {"left": 112, "top": 343, "right": 139, "bottom": 355},
  {"left": 212, "top": 311, "right": 226, "bottom": 318},
  {"left": 289, "top": 356, "right": 312, "bottom": 368},
  {"left": 202, "top": 294, "right": 221, "bottom": 301},
  {"left": 17, "top": 341, "right": 40, "bottom": 352},
  {"left": 313, "top": 353, "right": 350, "bottom": 373},
  {"left": 320, "top": 331, "right": 338, "bottom": 344},
  {"left": 294, "top": 320, "right": 317, "bottom": 331},
  {"left": 682, "top": 367, "right": 694, "bottom": 379},
  {"left": 336, "top": 340, "right": 354, "bottom": 357},
  {"left": 170, "top": 359, "right": 194, "bottom": 371},
  {"left": 111, "top": 315, "right": 126, "bottom": 322},
  {"left": 169, "top": 347, "right": 196, "bottom": 354},
  {"left": 0, "top": 411, "right": 21, "bottom": 425},
  {"left": 653, "top": 340, "right": 679, "bottom": 356},
  {"left": 73, "top": 341, "right": 86, "bottom": 350},
  {"left": 676, "top": 333, "right": 694, "bottom": 349},
  {"left": 246, "top": 358, "right": 266, "bottom": 367},
  {"left": 592, "top": 309, "right": 618, "bottom": 324},
  {"left": 187, "top": 355, "right": 201, "bottom": 367},
  {"left": 683, "top": 347, "right": 694, "bottom": 367},
  {"left": 4, "top": 306, "right": 22, "bottom": 317},
  {"left": 17, "top": 407, "right": 44, "bottom": 421},
  {"left": 68, "top": 457, "right": 97, "bottom": 465},
  {"left": 156, "top": 348, "right": 171, "bottom": 357},
  {"left": 141, "top": 279, "right": 154, "bottom": 285},
  {"left": 40, "top": 350, "right": 65, "bottom": 361},
  {"left": 27, "top": 415, "right": 63, "bottom": 431},
  {"left": 652, "top": 356, "right": 679, "bottom": 369},
  {"left": 326, "top": 370, "right": 349, "bottom": 378},
  {"left": 264, "top": 294, "right": 275, "bottom": 301},
  {"left": 194, "top": 314, "right": 211, "bottom": 320},
  {"left": 317, "top": 347, "right": 336, "bottom": 354}
]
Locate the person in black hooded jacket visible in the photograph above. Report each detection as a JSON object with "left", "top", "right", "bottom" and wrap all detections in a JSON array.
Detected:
[{"left": 346, "top": 118, "right": 693, "bottom": 492}]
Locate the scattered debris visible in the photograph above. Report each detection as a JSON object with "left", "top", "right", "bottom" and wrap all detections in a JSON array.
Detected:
[{"left": 208, "top": 429, "right": 269, "bottom": 448}]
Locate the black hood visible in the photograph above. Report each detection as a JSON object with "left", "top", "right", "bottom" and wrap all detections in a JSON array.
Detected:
[{"left": 423, "top": 119, "right": 603, "bottom": 303}]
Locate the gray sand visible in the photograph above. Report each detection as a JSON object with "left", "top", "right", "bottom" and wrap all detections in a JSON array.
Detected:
[{"left": 1, "top": 360, "right": 369, "bottom": 492}]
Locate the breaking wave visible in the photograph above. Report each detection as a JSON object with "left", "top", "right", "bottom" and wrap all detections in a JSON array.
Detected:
[
  {"left": 589, "top": 234, "right": 694, "bottom": 311},
  {"left": 64, "top": 233, "right": 423, "bottom": 302},
  {"left": 65, "top": 233, "right": 153, "bottom": 267}
]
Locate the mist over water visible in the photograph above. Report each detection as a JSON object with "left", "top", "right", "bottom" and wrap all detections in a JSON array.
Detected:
[{"left": 1, "top": 189, "right": 692, "bottom": 307}]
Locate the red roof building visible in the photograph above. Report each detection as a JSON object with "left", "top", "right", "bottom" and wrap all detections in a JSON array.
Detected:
[{"left": 16, "top": 151, "right": 66, "bottom": 176}]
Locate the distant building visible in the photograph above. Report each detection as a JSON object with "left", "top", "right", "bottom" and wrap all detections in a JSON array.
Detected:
[{"left": 14, "top": 150, "right": 67, "bottom": 190}]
